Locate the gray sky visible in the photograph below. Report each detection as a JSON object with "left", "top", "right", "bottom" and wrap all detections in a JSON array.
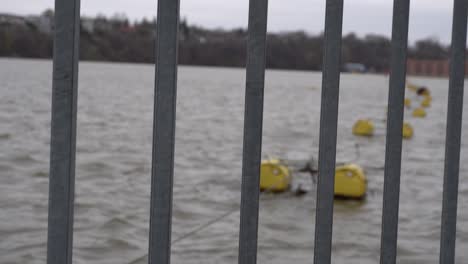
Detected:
[{"left": 2, "top": 0, "right": 456, "bottom": 43}]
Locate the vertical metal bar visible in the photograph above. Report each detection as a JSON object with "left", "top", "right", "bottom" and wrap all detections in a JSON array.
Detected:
[
  {"left": 313, "top": 0, "right": 344, "bottom": 263},
  {"left": 379, "top": 0, "right": 410, "bottom": 263},
  {"left": 440, "top": 0, "right": 467, "bottom": 263},
  {"left": 148, "top": 0, "right": 180, "bottom": 263},
  {"left": 238, "top": 0, "right": 269, "bottom": 263},
  {"left": 46, "top": 0, "right": 80, "bottom": 263}
]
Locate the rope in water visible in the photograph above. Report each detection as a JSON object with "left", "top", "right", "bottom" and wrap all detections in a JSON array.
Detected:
[
  {"left": 171, "top": 165, "right": 306, "bottom": 245},
  {"left": 171, "top": 187, "right": 289, "bottom": 245},
  {"left": 172, "top": 208, "right": 238, "bottom": 245}
]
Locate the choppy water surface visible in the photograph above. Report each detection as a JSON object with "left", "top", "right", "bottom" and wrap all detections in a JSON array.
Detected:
[{"left": 1, "top": 58, "right": 468, "bottom": 264}]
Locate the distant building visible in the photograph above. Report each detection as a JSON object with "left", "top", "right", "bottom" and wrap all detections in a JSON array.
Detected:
[
  {"left": 119, "top": 25, "right": 135, "bottom": 33},
  {"left": 406, "top": 59, "right": 468, "bottom": 77},
  {"left": 0, "top": 11, "right": 53, "bottom": 33},
  {"left": 0, "top": 14, "right": 27, "bottom": 26},
  {"left": 343, "top": 63, "right": 367, "bottom": 73},
  {"left": 94, "top": 18, "right": 112, "bottom": 32},
  {"left": 26, "top": 12, "right": 53, "bottom": 34},
  {"left": 81, "top": 18, "right": 95, "bottom": 33},
  {"left": 198, "top": 36, "right": 207, "bottom": 44}
]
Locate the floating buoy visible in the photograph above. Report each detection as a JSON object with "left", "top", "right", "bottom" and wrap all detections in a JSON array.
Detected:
[
  {"left": 404, "top": 98, "right": 411, "bottom": 108},
  {"left": 421, "top": 95, "right": 432, "bottom": 108},
  {"left": 260, "top": 159, "right": 291, "bottom": 192},
  {"left": 335, "top": 164, "right": 367, "bottom": 199},
  {"left": 352, "top": 119, "right": 375, "bottom": 137},
  {"left": 412, "top": 107, "right": 427, "bottom": 118},
  {"left": 402, "top": 122, "right": 414, "bottom": 139}
]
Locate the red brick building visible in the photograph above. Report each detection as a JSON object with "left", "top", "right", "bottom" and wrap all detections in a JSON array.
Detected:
[{"left": 406, "top": 59, "right": 468, "bottom": 77}]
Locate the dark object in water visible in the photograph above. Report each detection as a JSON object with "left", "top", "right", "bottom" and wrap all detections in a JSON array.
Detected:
[
  {"left": 293, "top": 184, "right": 309, "bottom": 196},
  {"left": 298, "top": 160, "right": 318, "bottom": 174},
  {"left": 416, "top": 86, "right": 429, "bottom": 96},
  {"left": 335, "top": 194, "right": 366, "bottom": 201}
]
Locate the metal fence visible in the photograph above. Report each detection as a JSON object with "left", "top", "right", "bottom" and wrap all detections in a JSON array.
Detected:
[{"left": 46, "top": 0, "right": 467, "bottom": 263}]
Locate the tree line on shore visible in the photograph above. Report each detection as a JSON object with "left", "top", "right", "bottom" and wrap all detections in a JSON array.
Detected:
[{"left": 0, "top": 12, "right": 455, "bottom": 72}]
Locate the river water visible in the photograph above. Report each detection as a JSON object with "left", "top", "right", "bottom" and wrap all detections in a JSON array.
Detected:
[{"left": 1, "top": 58, "right": 467, "bottom": 263}]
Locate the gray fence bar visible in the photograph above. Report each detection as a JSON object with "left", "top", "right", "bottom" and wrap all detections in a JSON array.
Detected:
[
  {"left": 439, "top": 0, "right": 468, "bottom": 263},
  {"left": 148, "top": 0, "right": 180, "bottom": 263},
  {"left": 46, "top": 0, "right": 81, "bottom": 263},
  {"left": 379, "top": 0, "right": 410, "bottom": 263},
  {"left": 238, "top": 0, "right": 269, "bottom": 263},
  {"left": 313, "top": 0, "right": 344, "bottom": 263}
]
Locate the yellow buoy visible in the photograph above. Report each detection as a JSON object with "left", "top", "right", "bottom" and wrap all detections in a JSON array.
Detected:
[
  {"left": 412, "top": 107, "right": 427, "bottom": 118},
  {"left": 352, "top": 119, "right": 375, "bottom": 137},
  {"left": 421, "top": 95, "right": 432, "bottom": 108},
  {"left": 335, "top": 164, "right": 367, "bottom": 199},
  {"left": 260, "top": 159, "right": 291, "bottom": 192},
  {"left": 404, "top": 98, "right": 411, "bottom": 108},
  {"left": 402, "top": 122, "right": 414, "bottom": 139}
]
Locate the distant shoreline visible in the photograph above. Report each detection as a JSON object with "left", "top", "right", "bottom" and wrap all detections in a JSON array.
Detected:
[
  {"left": 1, "top": 11, "right": 460, "bottom": 75},
  {"left": 0, "top": 57, "right": 455, "bottom": 80}
]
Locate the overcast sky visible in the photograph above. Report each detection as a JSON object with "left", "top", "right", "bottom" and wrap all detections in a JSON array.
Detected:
[{"left": 2, "top": 0, "right": 457, "bottom": 43}]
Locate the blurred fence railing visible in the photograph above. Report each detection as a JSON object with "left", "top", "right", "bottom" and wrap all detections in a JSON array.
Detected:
[{"left": 46, "top": 0, "right": 467, "bottom": 263}]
